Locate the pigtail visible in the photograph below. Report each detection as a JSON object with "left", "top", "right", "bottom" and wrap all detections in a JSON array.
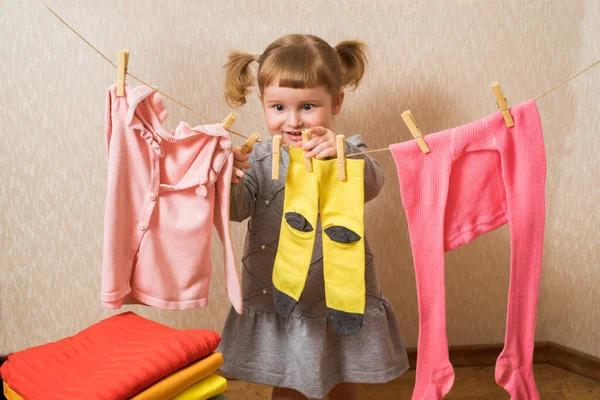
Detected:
[
  {"left": 223, "top": 51, "right": 257, "bottom": 108},
  {"left": 335, "top": 40, "right": 368, "bottom": 90}
]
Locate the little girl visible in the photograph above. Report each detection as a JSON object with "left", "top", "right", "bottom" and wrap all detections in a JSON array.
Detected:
[{"left": 218, "top": 34, "right": 409, "bottom": 400}]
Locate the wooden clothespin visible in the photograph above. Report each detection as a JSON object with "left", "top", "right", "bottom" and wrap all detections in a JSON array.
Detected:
[
  {"left": 241, "top": 133, "right": 260, "bottom": 155},
  {"left": 116, "top": 49, "right": 129, "bottom": 97},
  {"left": 221, "top": 112, "right": 239, "bottom": 130},
  {"left": 272, "top": 135, "right": 282, "bottom": 179},
  {"left": 401, "top": 110, "right": 430, "bottom": 154},
  {"left": 336, "top": 135, "right": 346, "bottom": 181},
  {"left": 491, "top": 82, "right": 514, "bottom": 127},
  {"left": 301, "top": 130, "right": 313, "bottom": 172}
]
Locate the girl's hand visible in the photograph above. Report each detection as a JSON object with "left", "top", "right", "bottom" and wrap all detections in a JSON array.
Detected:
[
  {"left": 232, "top": 147, "right": 251, "bottom": 184},
  {"left": 301, "top": 126, "right": 338, "bottom": 160}
]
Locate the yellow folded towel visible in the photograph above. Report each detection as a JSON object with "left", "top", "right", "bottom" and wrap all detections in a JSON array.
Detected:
[{"left": 171, "top": 374, "right": 227, "bottom": 400}]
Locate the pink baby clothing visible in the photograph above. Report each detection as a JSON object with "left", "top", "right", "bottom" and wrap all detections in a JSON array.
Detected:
[
  {"left": 102, "top": 84, "right": 242, "bottom": 313},
  {"left": 390, "top": 100, "right": 546, "bottom": 399}
]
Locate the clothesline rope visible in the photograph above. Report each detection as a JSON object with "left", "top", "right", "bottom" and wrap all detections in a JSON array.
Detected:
[
  {"left": 45, "top": 5, "right": 599, "bottom": 157},
  {"left": 349, "top": 58, "right": 600, "bottom": 157},
  {"left": 43, "top": 4, "right": 249, "bottom": 140}
]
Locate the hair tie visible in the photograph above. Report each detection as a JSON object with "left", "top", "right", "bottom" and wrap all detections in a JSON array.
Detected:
[{"left": 254, "top": 54, "right": 261, "bottom": 62}]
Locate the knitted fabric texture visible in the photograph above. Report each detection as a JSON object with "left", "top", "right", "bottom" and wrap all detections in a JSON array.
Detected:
[
  {"left": 102, "top": 84, "right": 242, "bottom": 313},
  {"left": 390, "top": 99, "right": 546, "bottom": 400}
]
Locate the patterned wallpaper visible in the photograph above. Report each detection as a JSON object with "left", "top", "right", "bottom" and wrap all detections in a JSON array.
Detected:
[{"left": 1, "top": 0, "right": 598, "bottom": 358}]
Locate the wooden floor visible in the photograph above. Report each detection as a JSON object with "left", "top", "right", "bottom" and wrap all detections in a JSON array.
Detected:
[{"left": 223, "top": 364, "right": 600, "bottom": 399}]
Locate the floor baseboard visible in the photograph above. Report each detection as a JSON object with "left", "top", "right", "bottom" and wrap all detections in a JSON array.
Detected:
[
  {"left": 406, "top": 341, "right": 600, "bottom": 381},
  {"left": 406, "top": 342, "right": 550, "bottom": 368},
  {"left": 546, "top": 342, "right": 600, "bottom": 381}
]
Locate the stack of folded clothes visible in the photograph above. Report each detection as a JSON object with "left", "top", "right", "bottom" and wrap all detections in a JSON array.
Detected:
[{"left": 1, "top": 312, "right": 229, "bottom": 400}]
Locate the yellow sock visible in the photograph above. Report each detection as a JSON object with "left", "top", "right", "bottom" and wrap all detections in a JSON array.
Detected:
[
  {"left": 272, "top": 146, "right": 319, "bottom": 316},
  {"left": 315, "top": 155, "right": 365, "bottom": 335}
]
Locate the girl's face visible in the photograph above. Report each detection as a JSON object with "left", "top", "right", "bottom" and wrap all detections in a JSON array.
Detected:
[{"left": 259, "top": 77, "right": 344, "bottom": 146}]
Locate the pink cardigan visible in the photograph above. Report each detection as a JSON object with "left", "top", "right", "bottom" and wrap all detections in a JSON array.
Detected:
[{"left": 102, "top": 84, "right": 242, "bottom": 313}]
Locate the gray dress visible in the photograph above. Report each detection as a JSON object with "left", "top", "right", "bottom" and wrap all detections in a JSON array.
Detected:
[{"left": 218, "top": 135, "right": 409, "bottom": 399}]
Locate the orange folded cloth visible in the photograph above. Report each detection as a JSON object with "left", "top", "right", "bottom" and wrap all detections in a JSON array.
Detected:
[
  {"left": 132, "top": 352, "right": 224, "bottom": 400},
  {"left": 0, "top": 312, "right": 220, "bottom": 400}
]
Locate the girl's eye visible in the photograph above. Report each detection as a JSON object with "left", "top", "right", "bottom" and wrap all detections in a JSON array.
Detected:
[
  {"left": 274, "top": 104, "right": 284, "bottom": 112},
  {"left": 302, "top": 104, "right": 314, "bottom": 111}
]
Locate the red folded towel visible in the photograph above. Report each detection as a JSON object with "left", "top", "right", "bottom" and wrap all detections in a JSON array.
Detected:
[{"left": 0, "top": 312, "right": 220, "bottom": 400}]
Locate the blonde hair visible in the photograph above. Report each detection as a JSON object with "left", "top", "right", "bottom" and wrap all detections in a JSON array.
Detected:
[{"left": 224, "top": 34, "right": 368, "bottom": 108}]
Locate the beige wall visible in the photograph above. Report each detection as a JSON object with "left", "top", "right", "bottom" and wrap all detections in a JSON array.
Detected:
[{"left": 1, "top": 0, "right": 599, "bottom": 359}]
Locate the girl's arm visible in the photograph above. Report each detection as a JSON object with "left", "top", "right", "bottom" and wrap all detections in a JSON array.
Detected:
[
  {"left": 229, "top": 149, "right": 258, "bottom": 222},
  {"left": 345, "top": 135, "right": 385, "bottom": 203}
]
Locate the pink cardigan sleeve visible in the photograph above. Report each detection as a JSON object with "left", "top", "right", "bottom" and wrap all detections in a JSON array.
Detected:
[
  {"left": 101, "top": 87, "right": 127, "bottom": 309},
  {"left": 213, "top": 151, "right": 244, "bottom": 314}
]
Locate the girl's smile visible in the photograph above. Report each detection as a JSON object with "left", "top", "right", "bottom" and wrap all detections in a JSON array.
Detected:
[{"left": 259, "top": 78, "right": 343, "bottom": 146}]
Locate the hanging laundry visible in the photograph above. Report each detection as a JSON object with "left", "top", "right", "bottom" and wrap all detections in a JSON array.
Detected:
[
  {"left": 390, "top": 99, "right": 546, "bottom": 400},
  {"left": 102, "top": 84, "right": 242, "bottom": 313},
  {"left": 272, "top": 146, "right": 366, "bottom": 335}
]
